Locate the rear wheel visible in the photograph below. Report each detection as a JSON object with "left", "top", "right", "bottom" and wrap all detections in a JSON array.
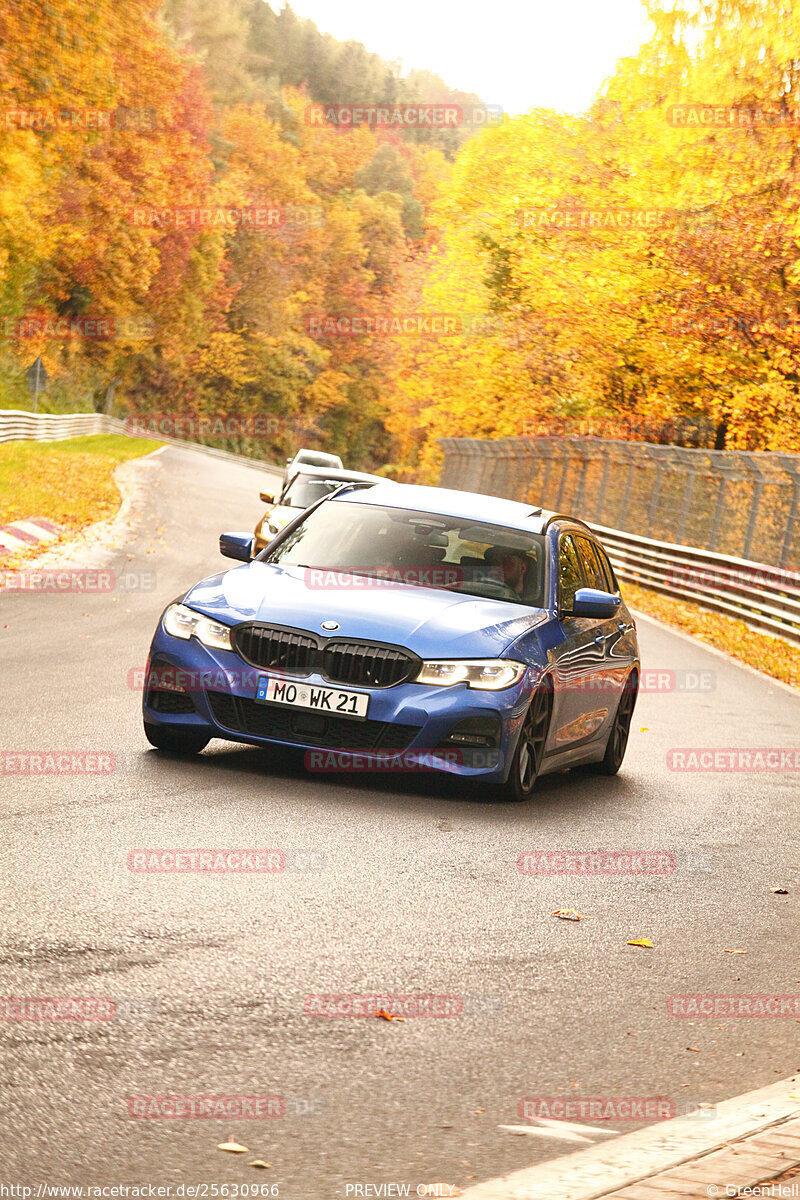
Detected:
[
  {"left": 144, "top": 721, "right": 210, "bottom": 755},
  {"left": 503, "top": 680, "right": 553, "bottom": 802},
  {"left": 592, "top": 672, "right": 637, "bottom": 775}
]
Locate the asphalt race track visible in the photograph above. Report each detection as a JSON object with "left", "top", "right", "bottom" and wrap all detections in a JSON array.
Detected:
[{"left": 2, "top": 445, "right": 799, "bottom": 1195}]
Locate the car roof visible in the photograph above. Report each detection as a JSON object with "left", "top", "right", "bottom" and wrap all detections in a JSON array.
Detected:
[
  {"left": 285, "top": 464, "right": 388, "bottom": 485},
  {"left": 334, "top": 482, "right": 556, "bottom": 532},
  {"left": 292, "top": 449, "right": 341, "bottom": 463}
]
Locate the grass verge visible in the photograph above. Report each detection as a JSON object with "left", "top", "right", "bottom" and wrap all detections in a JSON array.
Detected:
[
  {"left": 624, "top": 579, "right": 800, "bottom": 690},
  {"left": 0, "top": 434, "right": 161, "bottom": 539}
]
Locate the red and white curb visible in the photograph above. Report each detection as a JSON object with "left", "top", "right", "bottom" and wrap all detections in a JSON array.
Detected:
[
  {"left": 460, "top": 1075, "right": 800, "bottom": 1199},
  {"left": 0, "top": 517, "right": 63, "bottom": 556}
]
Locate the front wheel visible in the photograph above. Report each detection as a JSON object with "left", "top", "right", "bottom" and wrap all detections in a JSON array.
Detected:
[
  {"left": 503, "top": 680, "right": 553, "bottom": 802},
  {"left": 592, "top": 673, "right": 637, "bottom": 775},
  {"left": 144, "top": 721, "right": 210, "bottom": 755}
]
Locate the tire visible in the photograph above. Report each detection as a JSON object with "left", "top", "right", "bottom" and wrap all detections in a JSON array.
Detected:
[
  {"left": 502, "top": 680, "right": 553, "bottom": 802},
  {"left": 144, "top": 721, "right": 210, "bottom": 755},
  {"left": 592, "top": 672, "right": 637, "bottom": 776}
]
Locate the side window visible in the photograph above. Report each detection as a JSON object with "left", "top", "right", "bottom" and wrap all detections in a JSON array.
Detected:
[
  {"left": 574, "top": 536, "right": 607, "bottom": 591},
  {"left": 558, "top": 535, "right": 583, "bottom": 611},
  {"left": 592, "top": 543, "right": 619, "bottom": 593}
]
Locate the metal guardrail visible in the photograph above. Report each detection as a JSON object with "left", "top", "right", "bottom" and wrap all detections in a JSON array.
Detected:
[
  {"left": 439, "top": 435, "right": 800, "bottom": 570},
  {"left": 0, "top": 410, "right": 120, "bottom": 443},
  {"left": 0, "top": 409, "right": 281, "bottom": 475},
  {"left": 5, "top": 413, "right": 797, "bottom": 645},
  {"left": 592, "top": 523, "right": 800, "bottom": 648},
  {"left": 438, "top": 437, "right": 800, "bottom": 648}
]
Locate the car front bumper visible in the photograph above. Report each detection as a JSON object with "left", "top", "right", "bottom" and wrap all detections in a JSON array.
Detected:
[{"left": 142, "top": 626, "right": 538, "bottom": 783}]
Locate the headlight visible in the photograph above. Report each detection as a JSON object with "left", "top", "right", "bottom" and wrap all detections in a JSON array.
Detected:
[
  {"left": 415, "top": 659, "right": 527, "bottom": 690},
  {"left": 163, "top": 603, "right": 232, "bottom": 651}
]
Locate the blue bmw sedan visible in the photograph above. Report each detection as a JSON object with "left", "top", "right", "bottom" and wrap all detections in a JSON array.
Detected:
[{"left": 143, "top": 483, "right": 640, "bottom": 800}]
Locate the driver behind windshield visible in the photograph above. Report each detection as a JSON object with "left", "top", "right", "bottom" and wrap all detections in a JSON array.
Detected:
[{"left": 483, "top": 545, "right": 529, "bottom": 599}]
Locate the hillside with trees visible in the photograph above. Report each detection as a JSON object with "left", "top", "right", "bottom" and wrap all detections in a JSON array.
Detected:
[{"left": 1, "top": 0, "right": 797, "bottom": 472}]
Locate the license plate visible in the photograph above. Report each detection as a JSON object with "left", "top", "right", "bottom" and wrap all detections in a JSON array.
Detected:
[{"left": 255, "top": 675, "right": 369, "bottom": 720}]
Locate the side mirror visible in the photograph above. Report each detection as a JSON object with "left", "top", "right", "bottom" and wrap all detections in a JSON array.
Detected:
[
  {"left": 219, "top": 532, "right": 254, "bottom": 562},
  {"left": 260, "top": 491, "right": 275, "bottom": 504},
  {"left": 569, "top": 587, "right": 622, "bottom": 619}
]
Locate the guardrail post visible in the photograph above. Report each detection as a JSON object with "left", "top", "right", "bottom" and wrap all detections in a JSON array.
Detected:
[
  {"left": 707, "top": 477, "right": 728, "bottom": 549},
  {"left": 676, "top": 470, "right": 697, "bottom": 544},
  {"left": 572, "top": 448, "right": 591, "bottom": 511},
  {"left": 524, "top": 439, "right": 546, "bottom": 505},
  {"left": 617, "top": 446, "right": 637, "bottom": 529},
  {"left": 707, "top": 456, "right": 748, "bottom": 552},
  {"left": 538, "top": 440, "right": 555, "bottom": 504},
  {"left": 595, "top": 451, "right": 611, "bottom": 523},
  {"left": 555, "top": 445, "right": 571, "bottom": 508},
  {"left": 742, "top": 458, "right": 766, "bottom": 562},
  {"left": 646, "top": 449, "right": 665, "bottom": 537}
]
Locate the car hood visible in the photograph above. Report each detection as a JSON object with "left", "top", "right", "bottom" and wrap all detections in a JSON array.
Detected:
[{"left": 183, "top": 562, "right": 548, "bottom": 659}]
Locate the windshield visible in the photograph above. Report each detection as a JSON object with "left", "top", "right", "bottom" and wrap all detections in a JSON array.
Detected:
[
  {"left": 264, "top": 500, "right": 547, "bottom": 606},
  {"left": 282, "top": 474, "right": 347, "bottom": 509}
]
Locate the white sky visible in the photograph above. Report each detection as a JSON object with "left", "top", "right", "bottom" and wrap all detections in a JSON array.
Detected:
[{"left": 283, "top": 0, "right": 655, "bottom": 115}]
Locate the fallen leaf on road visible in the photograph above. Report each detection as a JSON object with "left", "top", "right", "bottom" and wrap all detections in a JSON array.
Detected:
[
  {"left": 771, "top": 887, "right": 789, "bottom": 894},
  {"left": 724, "top": 948, "right": 747, "bottom": 954},
  {"left": 552, "top": 908, "right": 583, "bottom": 921},
  {"left": 248, "top": 1161, "right": 271, "bottom": 1169},
  {"left": 375, "top": 1009, "right": 404, "bottom": 1021},
  {"left": 217, "top": 1141, "right": 249, "bottom": 1154},
  {"left": 627, "top": 937, "right": 654, "bottom": 948}
]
